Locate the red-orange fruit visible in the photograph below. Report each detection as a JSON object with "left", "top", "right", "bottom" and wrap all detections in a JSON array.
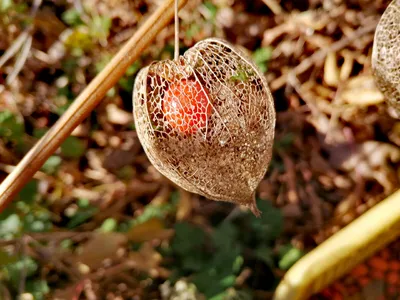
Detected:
[
  {"left": 386, "top": 271, "right": 399, "bottom": 285},
  {"left": 389, "top": 260, "right": 400, "bottom": 271},
  {"left": 371, "top": 269, "right": 385, "bottom": 280},
  {"left": 369, "top": 257, "right": 389, "bottom": 271},
  {"left": 357, "top": 276, "right": 371, "bottom": 287},
  {"left": 350, "top": 264, "right": 369, "bottom": 277},
  {"left": 162, "top": 79, "right": 211, "bottom": 134}
]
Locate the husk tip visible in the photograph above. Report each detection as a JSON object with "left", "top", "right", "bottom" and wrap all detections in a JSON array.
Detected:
[{"left": 248, "top": 194, "right": 261, "bottom": 218}]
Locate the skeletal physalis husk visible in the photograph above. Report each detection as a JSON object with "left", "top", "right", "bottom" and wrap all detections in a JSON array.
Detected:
[
  {"left": 132, "top": 38, "right": 276, "bottom": 216},
  {"left": 372, "top": 0, "right": 400, "bottom": 114}
]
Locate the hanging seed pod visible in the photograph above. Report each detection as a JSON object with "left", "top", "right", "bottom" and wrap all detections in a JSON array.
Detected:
[
  {"left": 372, "top": 0, "right": 400, "bottom": 112},
  {"left": 133, "top": 38, "right": 276, "bottom": 216}
]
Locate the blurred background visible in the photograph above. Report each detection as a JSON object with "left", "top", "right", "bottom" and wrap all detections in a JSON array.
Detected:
[{"left": 0, "top": 0, "right": 399, "bottom": 299}]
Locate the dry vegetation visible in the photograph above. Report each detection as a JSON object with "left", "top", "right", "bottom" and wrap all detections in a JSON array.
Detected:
[{"left": 0, "top": 0, "right": 399, "bottom": 299}]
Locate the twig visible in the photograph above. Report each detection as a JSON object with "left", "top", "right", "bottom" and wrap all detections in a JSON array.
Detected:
[
  {"left": 18, "top": 236, "right": 28, "bottom": 297},
  {"left": 6, "top": 35, "right": 32, "bottom": 85},
  {"left": 0, "top": 163, "right": 49, "bottom": 180},
  {"left": 260, "top": 0, "right": 282, "bottom": 15},
  {"left": 0, "top": 0, "right": 189, "bottom": 213},
  {"left": 0, "top": 31, "right": 30, "bottom": 68},
  {"left": 0, "top": 0, "right": 42, "bottom": 84},
  {"left": 29, "top": 0, "right": 42, "bottom": 18},
  {"left": 270, "top": 21, "right": 378, "bottom": 91}
]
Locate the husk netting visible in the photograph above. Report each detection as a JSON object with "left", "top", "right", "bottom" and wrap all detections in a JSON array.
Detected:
[{"left": 133, "top": 38, "right": 276, "bottom": 215}]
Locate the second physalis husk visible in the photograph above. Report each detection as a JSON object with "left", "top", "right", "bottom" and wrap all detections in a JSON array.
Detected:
[
  {"left": 372, "top": 0, "right": 400, "bottom": 113},
  {"left": 132, "top": 38, "right": 276, "bottom": 216}
]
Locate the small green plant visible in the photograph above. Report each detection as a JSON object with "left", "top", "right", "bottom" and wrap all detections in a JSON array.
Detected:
[
  {"left": 0, "top": 110, "right": 24, "bottom": 148},
  {"left": 252, "top": 47, "right": 273, "bottom": 73},
  {"left": 164, "top": 199, "right": 286, "bottom": 299},
  {"left": 66, "top": 198, "right": 98, "bottom": 229}
]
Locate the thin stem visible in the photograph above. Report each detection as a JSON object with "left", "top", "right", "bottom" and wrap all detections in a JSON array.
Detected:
[
  {"left": 0, "top": 0, "right": 188, "bottom": 213},
  {"left": 174, "top": 0, "right": 179, "bottom": 61}
]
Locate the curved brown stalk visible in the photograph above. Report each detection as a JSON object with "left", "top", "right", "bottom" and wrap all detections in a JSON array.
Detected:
[{"left": 0, "top": 0, "right": 188, "bottom": 213}]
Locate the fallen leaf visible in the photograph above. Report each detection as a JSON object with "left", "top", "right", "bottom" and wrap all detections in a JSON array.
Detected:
[
  {"left": 341, "top": 75, "right": 385, "bottom": 106},
  {"left": 106, "top": 103, "right": 133, "bottom": 125},
  {"left": 76, "top": 232, "right": 127, "bottom": 270},
  {"left": 324, "top": 52, "right": 340, "bottom": 87},
  {"left": 328, "top": 141, "right": 400, "bottom": 192},
  {"left": 339, "top": 50, "right": 354, "bottom": 81},
  {"left": 125, "top": 218, "right": 174, "bottom": 243},
  {"left": 128, "top": 243, "right": 170, "bottom": 278}
]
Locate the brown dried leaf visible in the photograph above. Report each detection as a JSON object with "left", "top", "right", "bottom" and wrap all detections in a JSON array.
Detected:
[
  {"left": 76, "top": 232, "right": 127, "bottom": 270},
  {"left": 128, "top": 243, "right": 170, "bottom": 278},
  {"left": 125, "top": 218, "right": 174, "bottom": 243},
  {"left": 106, "top": 103, "right": 133, "bottom": 125},
  {"left": 339, "top": 50, "right": 354, "bottom": 81},
  {"left": 340, "top": 75, "right": 385, "bottom": 106},
  {"left": 329, "top": 141, "right": 400, "bottom": 192},
  {"left": 323, "top": 52, "right": 340, "bottom": 87}
]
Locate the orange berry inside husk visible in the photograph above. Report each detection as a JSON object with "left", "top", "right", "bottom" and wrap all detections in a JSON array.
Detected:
[{"left": 162, "top": 79, "right": 211, "bottom": 134}]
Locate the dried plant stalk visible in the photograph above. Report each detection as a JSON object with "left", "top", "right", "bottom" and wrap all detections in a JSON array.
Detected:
[
  {"left": 372, "top": 0, "right": 400, "bottom": 111},
  {"left": 133, "top": 38, "right": 276, "bottom": 216}
]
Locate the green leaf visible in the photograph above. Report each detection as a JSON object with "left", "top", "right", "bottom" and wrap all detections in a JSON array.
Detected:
[
  {"left": 0, "top": 0, "right": 12, "bottom": 11},
  {"left": 223, "top": 288, "right": 253, "bottom": 300},
  {"left": 118, "top": 77, "right": 135, "bottom": 93},
  {"left": 186, "top": 23, "right": 201, "bottom": 39},
  {"left": 41, "top": 156, "right": 62, "bottom": 175},
  {"left": 203, "top": 1, "right": 218, "bottom": 20},
  {"left": 23, "top": 209, "right": 52, "bottom": 233},
  {"left": 89, "top": 15, "right": 111, "bottom": 40},
  {"left": 0, "top": 249, "right": 19, "bottom": 266},
  {"left": 61, "top": 8, "right": 83, "bottom": 26},
  {"left": 209, "top": 292, "right": 227, "bottom": 300},
  {"left": 25, "top": 279, "right": 50, "bottom": 300},
  {"left": 15, "top": 180, "right": 37, "bottom": 205},
  {"left": 252, "top": 47, "right": 273, "bottom": 73},
  {"left": 95, "top": 54, "right": 112, "bottom": 73},
  {"left": 33, "top": 128, "right": 47, "bottom": 139},
  {"left": 170, "top": 222, "right": 209, "bottom": 273},
  {"left": 230, "top": 70, "right": 249, "bottom": 82},
  {"left": 278, "top": 245, "right": 304, "bottom": 270},
  {"left": 133, "top": 203, "right": 175, "bottom": 226},
  {"left": 77, "top": 198, "right": 90, "bottom": 208},
  {"left": 193, "top": 264, "right": 238, "bottom": 298},
  {"left": 65, "top": 28, "right": 93, "bottom": 55},
  {"left": 212, "top": 222, "right": 238, "bottom": 250},
  {"left": 60, "top": 239, "right": 73, "bottom": 249},
  {"left": 232, "top": 255, "right": 244, "bottom": 273},
  {"left": 4, "top": 256, "right": 38, "bottom": 289},
  {"left": 181, "top": 254, "right": 208, "bottom": 272},
  {"left": 172, "top": 222, "right": 206, "bottom": 256},
  {"left": 220, "top": 274, "right": 236, "bottom": 287},
  {"left": 274, "top": 132, "right": 295, "bottom": 150},
  {"left": 99, "top": 218, "right": 117, "bottom": 232},
  {"left": 0, "top": 214, "right": 21, "bottom": 238},
  {"left": 249, "top": 199, "right": 283, "bottom": 243},
  {"left": 61, "top": 136, "right": 86, "bottom": 158},
  {"left": 67, "top": 206, "right": 98, "bottom": 229},
  {"left": 254, "top": 245, "right": 274, "bottom": 268},
  {"left": 0, "top": 110, "right": 24, "bottom": 143},
  {"left": 118, "top": 60, "right": 141, "bottom": 92}
]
